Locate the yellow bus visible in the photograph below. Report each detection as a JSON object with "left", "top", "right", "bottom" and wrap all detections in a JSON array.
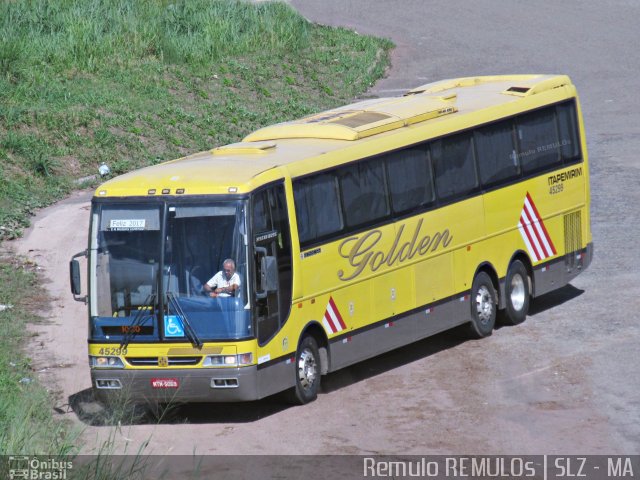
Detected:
[{"left": 70, "top": 74, "right": 592, "bottom": 405}]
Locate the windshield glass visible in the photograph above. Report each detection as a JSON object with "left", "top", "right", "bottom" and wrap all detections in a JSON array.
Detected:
[{"left": 89, "top": 200, "right": 251, "bottom": 342}]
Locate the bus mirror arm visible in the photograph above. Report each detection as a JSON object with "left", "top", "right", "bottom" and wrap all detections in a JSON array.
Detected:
[
  {"left": 69, "top": 249, "right": 88, "bottom": 304},
  {"left": 255, "top": 246, "right": 278, "bottom": 299}
]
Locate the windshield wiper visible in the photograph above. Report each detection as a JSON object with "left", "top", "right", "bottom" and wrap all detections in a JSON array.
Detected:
[
  {"left": 166, "top": 292, "right": 203, "bottom": 349},
  {"left": 120, "top": 293, "right": 156, "bottom": 349}
]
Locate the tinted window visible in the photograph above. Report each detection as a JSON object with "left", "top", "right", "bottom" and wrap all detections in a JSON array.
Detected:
[
  {"left": 557, "top": 102, "right": 580, "bottom": 162},
  {"left": 431, "top": 133, "right": 478, "bottom": 201},
  {"left": 516, "top": 108, "right": 560, "bottom": 174},
  {"left": 475, "top": 121, "right": 519, "bottom": 187},
  {"left": 386, "top": 148, "right": 434, "bottom": 213},
  {"left": 253, "top": 185, "right": 292, "bottom": 345},
  {"left": 339, "top": 159, "right": 389, "bottom": 227},
  {"left": 252, "top": 190, "right": 270, "bottom": 233},
  {"left": 293, "top": 173, "right": 343, "bottom": 244}
]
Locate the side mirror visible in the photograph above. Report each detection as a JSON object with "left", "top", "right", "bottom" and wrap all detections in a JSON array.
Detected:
[
  {"left": 70, "top": 259, "right": 82, "bottom": 295},
  {"left": 255, "top": 247, "right": 278, "bottom": 299},
  {"left": 69, "top": 250, "right": 88, "bottom": 303}
]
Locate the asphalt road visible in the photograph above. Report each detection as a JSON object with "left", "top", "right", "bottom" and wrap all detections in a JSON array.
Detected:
[{"left": 11, "top": 0, "right": 639, "bottom": 458}]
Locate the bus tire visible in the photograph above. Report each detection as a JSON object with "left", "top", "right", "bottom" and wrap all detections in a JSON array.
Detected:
[
  {"left": 289, "top": 335, "right": 321, "bottom": 405},
  {"left": 499, "top": 260, "right": 530, "bottom": 326},
  {"left": 468, "top": 271, "right": 497, "bottom": 338}
]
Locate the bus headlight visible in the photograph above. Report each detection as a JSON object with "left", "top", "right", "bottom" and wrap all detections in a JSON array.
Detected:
[
  {"left": 202, "top": 353, "right": 253, "bottom": 367},
  {"left": 89, "top": 356, "right": 125, "bottom": 369}
]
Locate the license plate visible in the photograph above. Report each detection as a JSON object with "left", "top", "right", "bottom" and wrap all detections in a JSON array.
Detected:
[{"left": 151, "top": 378, "right": 179, "bottom": 389}]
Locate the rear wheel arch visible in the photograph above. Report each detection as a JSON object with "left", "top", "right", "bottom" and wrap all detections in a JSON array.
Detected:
[
  {"left": 508, "top": 250, "right": 534, "bottom": 297},
  {"left": 473, "top": 261, "right": 500, "bottom": 301},
  {"left": 468, "top": 270, "right": 497, "bottom": 338},
  {"left": 499, "top": 256, "right": 532, "bottom": 326}
]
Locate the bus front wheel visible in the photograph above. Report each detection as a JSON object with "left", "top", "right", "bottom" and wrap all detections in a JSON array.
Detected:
[
  {"left": 499, "top": 260, "right": 530, "bottom": 326},
  {"left": 468, "top": 271, "right": 497, "bottom": 338},
  {"left": 288, "top": 336, "right": 321, "bottom": 405}
]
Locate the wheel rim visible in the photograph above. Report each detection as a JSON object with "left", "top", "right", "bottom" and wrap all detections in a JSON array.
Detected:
[
  {"left": 510, "top": 273, "right": 526, "bottom": 311},
  {"left": 475, "top": 285, "right": 494, "bottom": 325},
  {"left": 297, "top": 348, "right": 317, "bottom": 391}
]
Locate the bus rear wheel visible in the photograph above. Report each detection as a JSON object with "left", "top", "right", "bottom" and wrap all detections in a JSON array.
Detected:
[
  {"left": 288, "top": 336, "right": 321, "bottom": 405},
  {"left": 468, "top": 271, "right": 497, "bottom": 338},
  {"left": 499, "top": 260, "right": 530, "bottom": 326}
]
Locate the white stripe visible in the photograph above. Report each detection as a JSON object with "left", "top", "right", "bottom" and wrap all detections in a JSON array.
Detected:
[
  {"left": 326, "top": 305, "right": 344, "bottom": 332},
  {"left": 521, "top": 213, "right": 546, "bottom": 260},
  {"left": 533, "top": 221, "right": 553, "bottom": 257},
  {"left": 523, "top": 198, "right": 553, "bottom": 257},
  {"left": 524, "top": 201, "right": 553, "bottom": 257},
  {"left": 531, "top": 219, "right": 553, "bottom": 257},
  {"left": 322, "top": 317, "right": 334, "bottom": 334},
  {"left": 520, "top": 216, "right": 543, "bottom": 261},
  {"left": 519, "top": 222, "right": 540, "bottom": 262}
]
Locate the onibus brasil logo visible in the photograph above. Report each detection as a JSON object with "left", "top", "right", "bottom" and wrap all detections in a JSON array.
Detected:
[{"left": 8, "top": 456, "right": 73, "bottom": 480}]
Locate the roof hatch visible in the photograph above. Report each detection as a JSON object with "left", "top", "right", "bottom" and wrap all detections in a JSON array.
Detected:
[
  {"left": 405, "top": 75, "right": 571, "bottom": 98},
  {"left": 211, "top": 141, "right": 276, "bottom": 155},
  {"left": 243, "top": 95, "right": 457, "bottom": 142}
]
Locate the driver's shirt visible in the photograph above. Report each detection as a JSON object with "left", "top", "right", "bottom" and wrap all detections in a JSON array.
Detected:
[{"left": 206, "top": 271, "right": 241, "bottom": 297}]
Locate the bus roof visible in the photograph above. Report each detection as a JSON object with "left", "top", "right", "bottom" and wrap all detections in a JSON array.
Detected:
[{"left": 95, "top": 74, "right": 575, "bottom": 197}]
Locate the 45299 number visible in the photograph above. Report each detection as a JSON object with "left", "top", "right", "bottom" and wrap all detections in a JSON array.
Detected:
[
  {"left": 97, "top": 347, "right": 128, "bottom": 356},
  {"left": 549, "top": 183, "right": 564, "bottom": 195}
]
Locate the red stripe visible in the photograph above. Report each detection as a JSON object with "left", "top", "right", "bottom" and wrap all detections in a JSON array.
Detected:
[
  {"left": 526, "top": 193, "right": 557, "bottom": 254},
  {"left": 323, "top": 309, "right": 338, "bottom": 333},
  {"left": 524, "top": 194, "right": 554, "bottom": 257},
  {"left": 520, "top": 216, "right": 542, "bottom": 261},
  {"left": 328, "top": 296, "right": 347, "bottom": 330},
  {"left": 523, "top": 206, "right": 550, "bottom": 258}
]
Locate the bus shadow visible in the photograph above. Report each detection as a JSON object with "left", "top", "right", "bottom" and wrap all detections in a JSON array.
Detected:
[
  {"left": 528, "top": 283, "right": 585, "bottom": 316},
  {"left": 321, "top": 329, "right": 465, "bottom": 394},
  {"left": 68, "top": 388, "right": 290, "bottom": 426},
  {"left": 68, "top": 284, "right": 583, "bottom": 426},
  {"left": 68, "top": 331, "right": 465, "bottom": 426}
]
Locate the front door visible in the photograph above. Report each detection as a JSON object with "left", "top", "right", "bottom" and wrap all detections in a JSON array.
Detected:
[{"left": 251, "top": 182, "right": 292, "bottom": 345}]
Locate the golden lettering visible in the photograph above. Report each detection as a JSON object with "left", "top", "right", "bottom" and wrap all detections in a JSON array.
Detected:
[
  {"left": 370, "top": 251, "right": 386, "bottom": 271},
  {"left": 338, "top": 221, "right": 453, "bottom": 281},
  {"left": 337, "top": 230, "right": 382, "bottom": 280}
]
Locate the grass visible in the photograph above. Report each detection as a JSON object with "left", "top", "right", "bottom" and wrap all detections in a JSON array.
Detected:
[
  {"left": 0, "top": 0, "right": 392, "bottom": 462},
  {"left": 0, "top": 253, "right": 80, "bottom": 456},
  {"left": 0, "top": 0, "right": 392, "bottom": 240}
]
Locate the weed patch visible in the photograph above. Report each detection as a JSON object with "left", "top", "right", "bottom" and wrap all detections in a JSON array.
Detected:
[{"left": 0, "top": 253, "right": 80, "bottom": 455}]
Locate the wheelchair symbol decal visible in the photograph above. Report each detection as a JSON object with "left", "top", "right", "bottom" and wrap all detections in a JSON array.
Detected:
[{"left": 164, "top": 315, "right": 185, "bottom": 337}]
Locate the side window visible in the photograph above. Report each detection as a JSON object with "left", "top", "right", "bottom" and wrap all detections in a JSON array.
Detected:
[
  {"left": 557, "top": 102, "right": 580, "bottom": 163},
  {"left": 431, "top": 133, "right": 478, "bottom": 202},
  {"left": 252, "top": 190, "right": 270, "bottom": 233},
  {"left": 516, "top": 107, "right": 560, "bottom": 174},
  {"left": 386, "top": 148, "right": 435, "bottom": 214},
  {"left": 339, "top": 159, "right": 389, "bottom": 228},
  {"left": 252, "top": 184, "right": 292, "bottom": 345},
  {"left": 293, "top": 173, "right": 343, "bottom": 245},
  {"left": 474, "top": 120, "right": 519, "bottom": 187}
]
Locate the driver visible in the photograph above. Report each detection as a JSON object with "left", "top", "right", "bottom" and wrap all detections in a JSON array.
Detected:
[{"left": 203, "top": 259, "right": 241, "bottom": 298}]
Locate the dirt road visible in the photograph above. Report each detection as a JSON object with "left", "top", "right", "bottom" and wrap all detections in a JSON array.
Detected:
[{"left": 9, "top": 0, "right": 639, "bottom": 457}]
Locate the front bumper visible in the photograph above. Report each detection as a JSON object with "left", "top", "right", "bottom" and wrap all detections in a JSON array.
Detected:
[{"left": 92, "top": 366, "right": 259, "bottom": 404}]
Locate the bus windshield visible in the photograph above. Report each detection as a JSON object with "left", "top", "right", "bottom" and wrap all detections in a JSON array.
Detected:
[{"left": 89, "top": 200, "right": 251, "bottom": 343}]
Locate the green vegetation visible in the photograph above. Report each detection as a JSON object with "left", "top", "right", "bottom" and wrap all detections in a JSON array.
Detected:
[
  {"left": 0, "top": 0, "right": 392, "bottom": 240},
  {"left": 0, "top": 0, "right": 391, "bottom": 457},
  {"left": 0, "top": 254, "right": 80, "bottom": 455}
]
